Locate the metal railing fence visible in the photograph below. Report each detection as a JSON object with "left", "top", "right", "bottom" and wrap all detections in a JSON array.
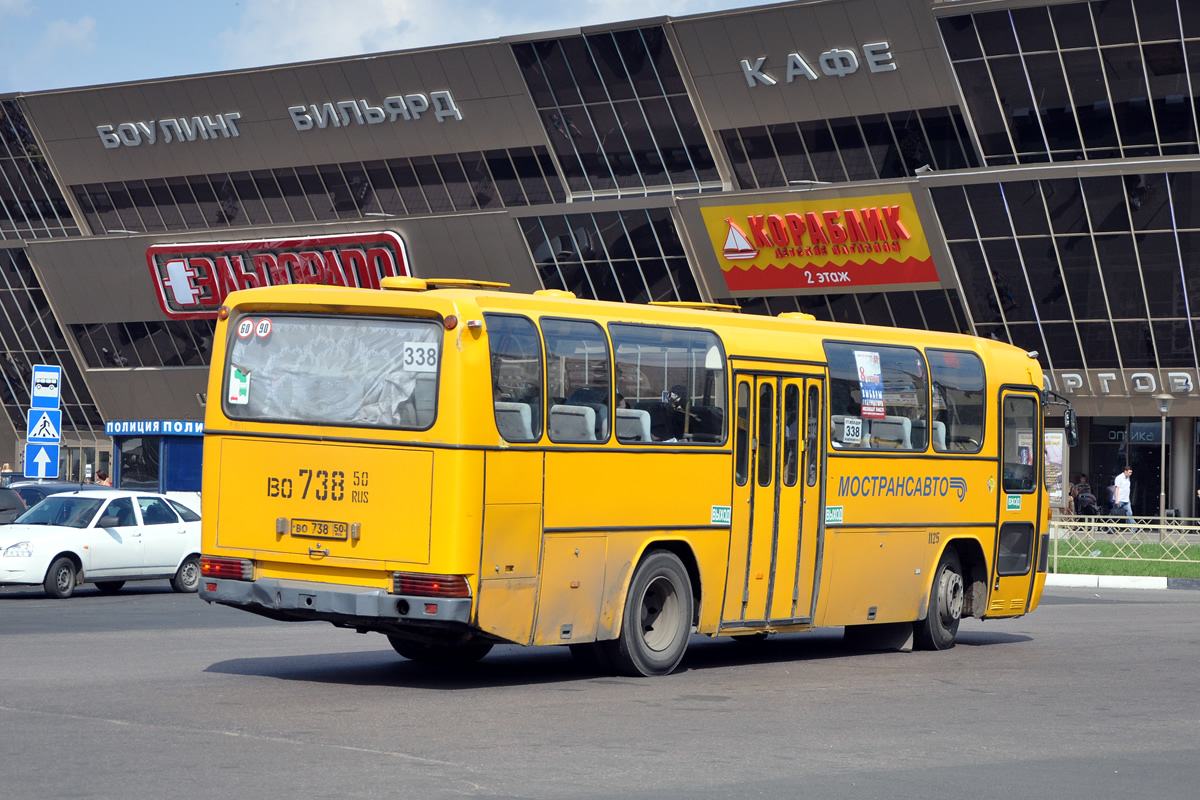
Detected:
[{"left": 1047, "top": 516, "right": 1200, "bottom": 573}]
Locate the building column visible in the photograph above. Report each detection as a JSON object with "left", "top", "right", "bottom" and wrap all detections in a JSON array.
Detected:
[{"left": 1171, "top": 416, "right": 1195, "bottom": 517}]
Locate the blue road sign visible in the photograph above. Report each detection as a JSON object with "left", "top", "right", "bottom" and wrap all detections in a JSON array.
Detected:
[
  {"left": 27, "top": 408, "right": 62, "bottom": 443},
  {"left": 30, "top": 364, "right": 62, "bottom": 410},
  {"left": 24, "top": 443, "right": 59, "bottom": 479}
]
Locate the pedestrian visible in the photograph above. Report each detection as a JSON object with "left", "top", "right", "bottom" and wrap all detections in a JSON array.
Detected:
[
  {"left": 1113, "top": 466, "right": 1134, "bottom": 525},
  {"left": 95, "top": 469, "right": 112, "bottom": 487}
]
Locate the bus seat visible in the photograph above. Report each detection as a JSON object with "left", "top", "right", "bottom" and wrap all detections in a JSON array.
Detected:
[
  {"left": 494, "top": 401, "right": 534, "bottom": 441},
  {"left": 871, "top": 416, "right": 912, "bottom": 449},
  {"left": 689, "top": 404, "right": 724, "bottom": 439},
  {"left": 932, "top": 420, "right": 947, "bottom": 450},
  {"left": 549, "top": 404, "right": 597, "bottom": 442},
  {"left": 615, "top": 408, "right": 652, "bottom": 442},
  {"left": 572, "top": 402, "right": 608, "bottom": 439}
]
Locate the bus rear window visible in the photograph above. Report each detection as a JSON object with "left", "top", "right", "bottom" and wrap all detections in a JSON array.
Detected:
[{"left": 223, "top": 314, "right": 441, "bottom": 429}]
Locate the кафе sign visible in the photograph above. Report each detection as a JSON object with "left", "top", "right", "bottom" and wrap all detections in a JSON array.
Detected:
[
  {"left": 698, "top": 192, "right": 938, "bottom": 293},
  {"left": 146, "top": 231, "right": 410, "bottom": 320}
]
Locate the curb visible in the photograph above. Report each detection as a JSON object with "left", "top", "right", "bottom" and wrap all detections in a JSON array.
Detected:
[{"left": 1045, "top": 574, "right": 1200, "bottom": 590}]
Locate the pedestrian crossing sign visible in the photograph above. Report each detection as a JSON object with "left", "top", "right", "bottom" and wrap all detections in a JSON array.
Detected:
[{"left": 27, "top": 408, "right": 62, "bottom": 443}]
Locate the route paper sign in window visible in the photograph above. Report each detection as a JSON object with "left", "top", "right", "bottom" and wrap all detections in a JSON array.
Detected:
[
  {"left": 698, "top": 191, "right": 938, "bottom": 294},
  {"left": 854, "top": 350, "right": 885, "bottom": 419}
]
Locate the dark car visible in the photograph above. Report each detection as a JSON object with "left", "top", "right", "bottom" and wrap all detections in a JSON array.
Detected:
[
  {"left": 7, "top": 480, "right": 118, "bottom": 512},
  {"left": 0, "top": 487, "right": 26, "bottom": 523}
]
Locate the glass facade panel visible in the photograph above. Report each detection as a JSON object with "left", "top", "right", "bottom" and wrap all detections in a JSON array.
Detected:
[
  {"left": 939, "top": 16, "right": 983, "bottom": 61},
  {"left": 1041, "top": 322, "right": 1085, "bottom": 368},
  {"left": 800, "top": 120, "right": 843, "bottom": 182},
  {"left": 0, "top": 249, "right": 102, "bottom": 437},
  {"left": 718, "top": 107, "right": 979, "bottom": 191},
  {"left": 1114, "top": 319, "right": 1158, "bottom": 367},
  {"left": 69, "top": 146, "right": 563, "bottom": 234},
  {"left": 251, "top": 170, "right": 290, "bottom": 223},
  {"left": 976, "top": 11, "right": 1019, "bottom": 57},
  {"left": 948, "top": 2, "right": 1200, "bottom": 163},
  {"left": 930, "top": 186, "right": 975, "bottom": 240},
  {"left": 1052, "top": 3, "right": 1097, "bottom": 49},
  {"left": 966, "top": 183, "right": 1015, "bottom": 238},
  {"left": 0, "top": 100, "right": 78, "bottom": 239},
  {"left": 522, "top": 208, "right": 697, "bottom": 303},
  {"left": 274, "top": 168, "right": 315, "bottom": 222},
  {"left": 830, "top": 120, "right": 875, "bottom": 180},
  {"left": 1012, "top": 6, "right": 1056, "bottom": 52},
  {"left": 1093, "top": 0, "right": 1138, "bottom": 46},
  {"left": 769, "top": 123, "right": 813, "bottom": 183},
  {"left": 513, "top": 27, "right": 718, "bottom": 196},
  {"left": 1154, "top": 320, "right": 1196, "bottom": 367},
  {"left": 1004, "top": 181, "right": 1051, "bottom": 235},
  {"left": 987, "top": 56, "right": 1045, "bottom": 157}
]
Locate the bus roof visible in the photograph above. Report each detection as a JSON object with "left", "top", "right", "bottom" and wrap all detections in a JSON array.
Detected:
[{"left": 221, "top": 281, "right": 1034, "bottom": 370}]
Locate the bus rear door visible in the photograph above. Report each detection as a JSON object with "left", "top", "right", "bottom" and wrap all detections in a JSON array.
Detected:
[{"left": 722, "top": 371, "right": 824, "bottom": 630}]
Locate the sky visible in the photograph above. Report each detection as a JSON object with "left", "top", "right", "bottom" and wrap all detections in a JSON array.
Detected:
[{"left": 0, "top": 0, "right": 770, "bottom": 93}]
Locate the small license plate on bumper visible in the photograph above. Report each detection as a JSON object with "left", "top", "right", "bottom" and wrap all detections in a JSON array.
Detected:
[{"left": 290, "top": 518, "right": 349, "bottom": 540}]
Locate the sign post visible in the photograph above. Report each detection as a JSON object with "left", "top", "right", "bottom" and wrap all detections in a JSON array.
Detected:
[{"left": 24, "top": 364, "right": 62, "bottom": 480}]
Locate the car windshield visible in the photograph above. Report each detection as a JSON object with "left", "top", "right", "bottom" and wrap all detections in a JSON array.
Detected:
[{"left": 15, "top": 496, "right": 104, "bottom": 528}]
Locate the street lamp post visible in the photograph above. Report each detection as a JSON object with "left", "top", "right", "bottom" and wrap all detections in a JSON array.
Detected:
[{"left": 1155, "top": 394, "right": 1174, "bottom": 526}]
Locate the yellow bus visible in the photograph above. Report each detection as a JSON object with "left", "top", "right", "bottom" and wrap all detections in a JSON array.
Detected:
[{"left": 198, "top": 278, "right": 1072, "bottom": 676}]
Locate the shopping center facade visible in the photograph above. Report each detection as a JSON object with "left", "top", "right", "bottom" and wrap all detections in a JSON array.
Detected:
[{"left": 1, "top": 0, "right": 1199, "bottom": 512}]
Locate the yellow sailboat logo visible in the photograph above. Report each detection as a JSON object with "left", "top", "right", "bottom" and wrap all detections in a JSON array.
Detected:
[{"left": 722, "top": 218, "right": 758, "bottom": 260}]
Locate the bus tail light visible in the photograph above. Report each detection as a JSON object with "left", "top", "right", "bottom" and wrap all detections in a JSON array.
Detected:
[
  {"left": 200, "top": 556, "right": 254, "bottom": 581},
  {"left": 392, "top": 572, "right": 470, "bottom": 598}
]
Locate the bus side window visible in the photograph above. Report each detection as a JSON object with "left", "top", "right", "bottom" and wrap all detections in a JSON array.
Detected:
[
  {"left": 927, "top": 349, "right": 985, "bottom": 453},
  {"left": 805, "top": 385, "right": 819, "bottom": 486},
  {"left": 823, "top": 341, "right": 929, "bottom": 451},
  {"left": 783, "top": 383, "right": 799, "bottom": 487},
  {"left": 757, "top": 382, "right": 774, "bottom": 487},
  {"left": 485, "top": 313, "right": 543, "bottom": 442},
  {"left": 543, "top": 318, "right": 611, "bottom": 443},
  {"left": 735, "top": 382, "right": 750, "bottom": 485},
  {"left": 609, "top": 323, "right": 727, "bottom": 445}
]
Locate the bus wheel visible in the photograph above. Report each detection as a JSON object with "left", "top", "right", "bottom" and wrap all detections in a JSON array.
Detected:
[
  {"left": 387, "top": 635, "right": 493, "bottom": 665},
  {"left": 915, "top": 548, "right": 964, "bottom": 651},
  {"left": 611, "top": 550, "right": 693, "bottom": 677}
]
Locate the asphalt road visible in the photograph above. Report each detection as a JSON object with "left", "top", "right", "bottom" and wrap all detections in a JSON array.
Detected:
[{"left": 1, "top": 582, "right": 1198, "bottom": 800}]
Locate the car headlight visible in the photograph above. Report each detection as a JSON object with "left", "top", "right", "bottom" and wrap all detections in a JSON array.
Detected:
[{"left": 3, "top": 541, "right": 32, "bottom": 557}]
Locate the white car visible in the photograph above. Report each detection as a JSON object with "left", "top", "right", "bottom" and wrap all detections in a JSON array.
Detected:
[{"left": 0, "top": 490, "right": 201, "bottom": 598}]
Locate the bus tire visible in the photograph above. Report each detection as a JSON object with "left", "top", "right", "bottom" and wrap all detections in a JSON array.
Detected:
[
  {"left": 387, "top": 635, "right": 493, "bottom": 665},
  {"left": 610, "top": 550, "right": 693, "bottom": 677},
  {"left": 915, "top": 548, "right": 964, "bottom": 651}
]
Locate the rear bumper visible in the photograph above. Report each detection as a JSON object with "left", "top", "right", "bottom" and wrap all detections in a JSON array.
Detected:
[{"left": 200, "top": 576, "right": 472, "bottom": 631}]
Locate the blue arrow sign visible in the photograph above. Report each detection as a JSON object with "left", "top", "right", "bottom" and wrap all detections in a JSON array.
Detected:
[
  {"left": 30, "top": 364, "right": 61, "bottom": 410},
  {"left": 23, "top": 443, "right": 59, "bottom": 479},
  {"left": 27, "top": 408, "right": 61, "bottom": 443}
]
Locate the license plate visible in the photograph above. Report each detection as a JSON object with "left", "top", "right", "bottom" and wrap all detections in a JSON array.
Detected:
[{"left": 290, "top": 518, "right": 349, "bottom": 540}]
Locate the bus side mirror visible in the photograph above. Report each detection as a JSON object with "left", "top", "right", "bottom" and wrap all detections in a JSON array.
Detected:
[{"left": 1063, "top": 408, "right": 1079, "bottom": 448}]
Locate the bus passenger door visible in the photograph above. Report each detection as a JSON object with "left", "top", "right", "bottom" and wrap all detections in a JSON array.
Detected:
[
  {"left": 722, "top": 373, "right": 823, "bottom": 629},
  {"left": 990, "top": 390, "right": 1042, "bottom": 616}
]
